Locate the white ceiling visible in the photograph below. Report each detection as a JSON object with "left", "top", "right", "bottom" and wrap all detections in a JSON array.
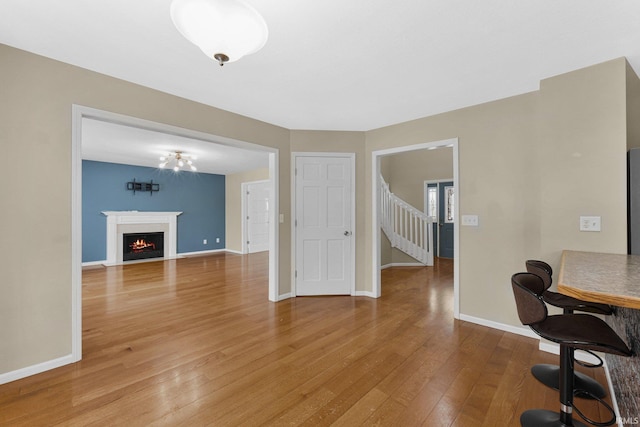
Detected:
[
  {"left": 81, "top": 118, "right": 270, "bottom": 175},
  {"left": 2, "top": 0, "right": 640, "bottom": 133}
]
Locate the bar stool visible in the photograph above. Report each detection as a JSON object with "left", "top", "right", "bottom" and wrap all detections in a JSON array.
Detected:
[
  {"left": 526, "top": 260, "right": 613, "bottom": 399},
  {"left": 512, "top": 272, "right": 632, "bottom": 427}
]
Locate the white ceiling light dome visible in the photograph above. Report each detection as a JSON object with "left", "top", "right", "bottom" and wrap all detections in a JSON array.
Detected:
[{"left": 170, "top": 0, "right": 268, "bottom": 66}]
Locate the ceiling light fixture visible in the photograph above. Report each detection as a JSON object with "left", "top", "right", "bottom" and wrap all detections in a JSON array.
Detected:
[
  {"left": 159, "top": 151, "right": 197, "bottom": 172},
  {"left": 170, "top": 0, "right": 268, "bottom": 66}
]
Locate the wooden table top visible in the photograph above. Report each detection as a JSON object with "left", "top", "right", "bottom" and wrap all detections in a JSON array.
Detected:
[{"left": 558, "top": 250, "right": 640, "bottom": 310}]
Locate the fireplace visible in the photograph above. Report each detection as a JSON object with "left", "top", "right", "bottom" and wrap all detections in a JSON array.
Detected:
[
  {"left": 102, "top": 211, "right": 182, "bottom": 266},
  {"left": 123, "top": 232, "right": 164, "bottom": 261}
]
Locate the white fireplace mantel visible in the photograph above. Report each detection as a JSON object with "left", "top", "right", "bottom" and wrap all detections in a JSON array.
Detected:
[{"left": 102, "top": 211, "right": 182, "bottom": 265}]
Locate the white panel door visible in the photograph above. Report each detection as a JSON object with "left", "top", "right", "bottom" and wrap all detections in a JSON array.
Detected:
[
  {"left": 246, "top": 180, "right": 270, "bottom": 253},
  {"left": 295, "top": 155, "right": 354, "bottom": 295}
]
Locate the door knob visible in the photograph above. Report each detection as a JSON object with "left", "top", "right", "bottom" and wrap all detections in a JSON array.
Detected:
[{"left": 344, "top": 231, "right": 352, "bottom": 236}]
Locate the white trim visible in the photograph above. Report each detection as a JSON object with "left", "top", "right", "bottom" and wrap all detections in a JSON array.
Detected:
[
  {"left": 82, "top": 260, "right": 105, "bottom": 267},
  {"left": 275, "top": 292, "right": 293, "bottom": 301},
  {"left": 0, "top": 354, "right": 75, "bottom": 386},
  {"left": 82, "top": 249, "right": 232, "bottom": 266},
  {"left": 71, "top": 105, "right": 83, "bottom": 364},
  {"left": 241, "top": 182, "right": 249, "bottom": 254},
  {"left": 178, "top": 249, "right": 227, "bottom": 257},
  {"left": 355, "top": 290, "right": 378, "bottom": 298},
  {"left": 372, "top": 138, "right": 459, "bottom": 318},
  {"left": 459, "top": 314, "right": 540, "bottom": 339},
  {"left": 225, "top": 248, "right": 245, "bottom": 255},
  {"left": 381, "top": 262, "right": 425, "bottom": 269},
  {"left": 268, "top": 153, "right": 279, "bottom": 302},
  {"left": 462, "top": 314, "right": 612, "bottom": 368},
  {"left": 70, "top": 105, "right": 281, "bottom": 381},
  {"left": 291, "top": 152, "right": 357, "bottom": 297},
  {"left": 603, "top": 359, "right": 623, "bottom": 427}
]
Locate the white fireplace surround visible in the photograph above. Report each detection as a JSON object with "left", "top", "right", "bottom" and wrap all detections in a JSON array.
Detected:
[{"left": 102, "top": 211, "right": 182, "bottom": 265}]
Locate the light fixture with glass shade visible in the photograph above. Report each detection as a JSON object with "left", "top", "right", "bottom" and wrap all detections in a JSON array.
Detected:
[
  {"left": 159, "top": 151, "right": 197, "bottom": 172},
  {"left": 170, "top": 0, "right": 268, "bottom": 66}
]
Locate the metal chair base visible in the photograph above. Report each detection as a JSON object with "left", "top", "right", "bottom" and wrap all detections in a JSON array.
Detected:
[
  {"left": 531, "top": 364, "right": 606, "bottom": 399},
  {"left": 520, "top": 409, "right": 588, "bottom": 427}
]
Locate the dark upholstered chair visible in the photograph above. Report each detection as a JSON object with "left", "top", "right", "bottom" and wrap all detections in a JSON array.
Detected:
[
  {"left": 512, "top": 272, "right": 632, "bottom": 427},
  {"left": 525, "top": 260, "right": 613, "bottom": 315},
  {"left": 525, "top": 260, "right": 613, "bottom": 398}
]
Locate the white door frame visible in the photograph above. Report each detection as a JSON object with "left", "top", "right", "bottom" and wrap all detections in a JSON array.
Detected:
[
  {"left": 372, "top": 138, "right": 460, "bottom": 318},
  {"left": 242, "top": 179, "right": 271, "bottom": 254},
  {"left": 72, "top": 105, "right": 280, "bottom": 363},
  {"left": 291, "top": 152, "right": 356, "bottom": 297}
]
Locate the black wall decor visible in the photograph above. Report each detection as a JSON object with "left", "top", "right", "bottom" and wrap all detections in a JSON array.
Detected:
[{"left": 126, "top": 179, "right": 160, "bottom": 195}]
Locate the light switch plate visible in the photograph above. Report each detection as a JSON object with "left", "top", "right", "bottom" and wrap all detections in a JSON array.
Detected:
[
  {"left": 462, "top": 215, "right": 479, "bottom": 226},
  {"left": 580, "top": 216, "right": 601, "bottom": 232}
]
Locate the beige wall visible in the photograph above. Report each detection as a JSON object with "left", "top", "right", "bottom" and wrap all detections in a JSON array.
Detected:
[
  {"left": 385, "top": 147, "right": 454, "bottom": 208},
  {"left": 538, "top": 59, "right": 628, "bottom": 283},
  {"left": 225, "top": 168, "right": 270, "bottom": 253},
  {"left": 366, "top": 58, "right": 629, "bottom": 326},
  {"left": 0, "top": 42, "right": 633, "bottom": 378},
  {"left": 0, "top": 44, "right": 290, "bottom": 374}
]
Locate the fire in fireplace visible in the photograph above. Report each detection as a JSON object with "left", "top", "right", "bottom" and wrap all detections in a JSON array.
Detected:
[{"left": 123, "top": 232, "right": 164, "bottom": 261}]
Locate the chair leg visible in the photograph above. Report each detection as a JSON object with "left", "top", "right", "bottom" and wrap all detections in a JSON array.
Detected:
[
  {"left": 559, "top": 346, "right": 575, "bottom": 425},
  {"left": 520, "top": 346, "right": 588, "bottom": 427},
  {"left": 531, "top": 364, "right": 606, "bottom": 399}
]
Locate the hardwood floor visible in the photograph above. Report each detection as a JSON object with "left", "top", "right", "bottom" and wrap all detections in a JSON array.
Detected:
[{"left": 0, "top": 253, "right": 613, "bottom": 426}]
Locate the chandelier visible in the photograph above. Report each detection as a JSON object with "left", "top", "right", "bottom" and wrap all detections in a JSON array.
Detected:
[
  {"left": 159, "top": 151, "right": 197, "bottom": 172},
  {"left": 170, "top": 0, "right": 268, "bottom": 66}
]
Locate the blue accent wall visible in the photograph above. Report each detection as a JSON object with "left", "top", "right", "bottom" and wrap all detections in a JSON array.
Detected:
[{"left": 82, "top": 160, "right": 225, "bottom": 262}]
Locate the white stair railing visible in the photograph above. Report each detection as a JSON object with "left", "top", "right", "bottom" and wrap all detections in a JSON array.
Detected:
[{"left": 380, "top": 175, "right": 434, "bottom": 266}]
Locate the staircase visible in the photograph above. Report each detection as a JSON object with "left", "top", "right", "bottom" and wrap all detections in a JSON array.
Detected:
[{"left": 380, "top": 175, "right": 434, "bottom": 266}]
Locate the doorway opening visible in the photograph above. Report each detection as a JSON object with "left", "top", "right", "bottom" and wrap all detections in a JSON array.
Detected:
[
  {"left": 372, "top": 138, "right": 459, "bottom": 318},
  {"left": 71, "top": 105, "right": 280, "bottom": 363}
]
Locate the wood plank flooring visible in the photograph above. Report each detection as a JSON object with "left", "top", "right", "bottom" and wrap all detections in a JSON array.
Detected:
[{"left": 0, "top": 253, "right": 613, "bottom": 426}]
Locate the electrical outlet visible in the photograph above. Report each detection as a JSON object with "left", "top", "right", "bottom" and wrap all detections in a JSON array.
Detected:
[
  {"left": 462, "top": 215, "right": 479, "bottom": 226},
  {"left": 203, "top": 239, "right": 207, "bottom": 244},
  {"left": 580, "top": 216, "right": 601, "bottom": 232},
  {"left": 216, "top": 237, "right": 220, "bottom": 243}
]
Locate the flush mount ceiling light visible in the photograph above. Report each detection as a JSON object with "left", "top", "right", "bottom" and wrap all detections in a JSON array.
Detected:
[
  {"left": 170, "top": 0, "right": 268, "bottom": 66},
  {"left": 159, "top": 151, "right": 197, "bottom": 172}
]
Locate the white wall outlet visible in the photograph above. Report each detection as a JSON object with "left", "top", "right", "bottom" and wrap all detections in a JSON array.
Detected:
[
  {"left": 462, "top": 215, "right": 479, "bottom": 227},
  {"left": 279, "top": 213, "right": 284, "bottom": 223},
  {"left": 216, "top": 237, "right": 220, "bottom": 243},
  {"left": 580, "top": 216, "right": 601, "bottom": 232},
  {"left": 203, "top": 239, "right": 207, "bottom": 244}
]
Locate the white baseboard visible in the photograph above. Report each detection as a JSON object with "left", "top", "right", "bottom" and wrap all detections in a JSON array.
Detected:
[
  {"left": 602, "top": 358, "right": 623, "bottom": 427},
  {"left": 82, "top": 260, "right": 106, "bottom": 267},
  {"left": 381, "top": 262, "right": 425, "bottom": 269},
  {"left": 275, "top": 292, "right": 292, "bottom": 301},
  {"left": 0, "top": 354, "right": 76, "bottom": 386},
  {"left": 459, "top": 314, "right": 540, "bottom": 340},
  {"left": 354, "top": 290, "right": 380, "bottom": 298},
  {"left": 223, "top": 249, "right": 244, "bottom": 255},
  {"left": 179, "top": 249, "right": 227, "bottom": 257},
  {"left": 82, "top": 250, "right": 235, "bottom": 267}
]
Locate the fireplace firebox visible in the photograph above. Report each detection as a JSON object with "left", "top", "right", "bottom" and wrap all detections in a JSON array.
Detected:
[{"left": 123, "top": 232, "right": 164, "bottom": 261}]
